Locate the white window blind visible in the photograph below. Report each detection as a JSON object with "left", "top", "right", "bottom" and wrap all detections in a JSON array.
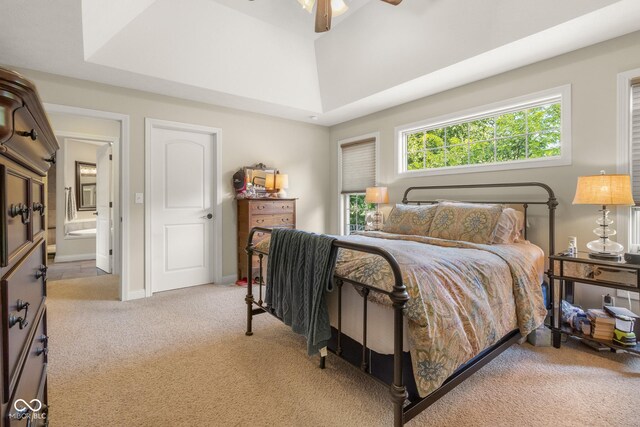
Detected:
[
  {"left": 341, "top": 138, "right": 375, "bottom": 193},
  {"left": 632, "top": 83, "right": 640, "bottom": 203}
]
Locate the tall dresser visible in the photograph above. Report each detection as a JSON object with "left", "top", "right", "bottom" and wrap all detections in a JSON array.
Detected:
[
  {"left": 0, "top": 68, "right": 58, "bottom": 426},
  {"left": 237, "top": 198, "right": 296, "bottom": 282}
]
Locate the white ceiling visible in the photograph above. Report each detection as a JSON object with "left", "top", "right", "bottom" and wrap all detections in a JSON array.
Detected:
[{"left": 1, "top": 0, "right": 639, "bottom": 126}]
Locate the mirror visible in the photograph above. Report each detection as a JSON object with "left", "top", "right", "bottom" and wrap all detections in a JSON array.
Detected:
[
  {"left": 244, "top": 163, "right": 276, "bottom": 195},
  {"left": 75, "top": 161, "right": 97, "bottom": 211}
]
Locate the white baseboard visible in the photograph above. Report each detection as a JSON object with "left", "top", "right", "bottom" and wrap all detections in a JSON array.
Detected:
[
  {"left": 219, "top": 274, "right": 237, "bottom": 285},
  {"left": 124, "top": 289, "right": 146, "bottom": 301},
  {"left": 54, "top": 254, "right": 96, "bottom": 263}
]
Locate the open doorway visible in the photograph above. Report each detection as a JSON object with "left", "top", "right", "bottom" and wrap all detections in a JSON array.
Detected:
[
  {"left": 43, "top": 104, "right": 130, "bottom": 300},
  {"left": 47, "top": 133, "right": 115, "bottom": 280}
]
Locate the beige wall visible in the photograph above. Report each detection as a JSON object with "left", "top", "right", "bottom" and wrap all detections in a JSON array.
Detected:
[
  {"left": 13, "top": 68, "right": 331, "bottom": 296},
  {"left": 330, "top": 31, "right": 640, "bottom": 312}
]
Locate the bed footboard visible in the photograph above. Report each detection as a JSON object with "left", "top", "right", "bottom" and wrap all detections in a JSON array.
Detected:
[{"left": 245, "top": 226, "right": 410, "bottom": 426}]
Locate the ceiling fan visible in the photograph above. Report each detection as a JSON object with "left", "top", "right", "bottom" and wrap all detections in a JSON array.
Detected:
[{"left": 297, "top": 0, "right": 403, "bottom": 33}]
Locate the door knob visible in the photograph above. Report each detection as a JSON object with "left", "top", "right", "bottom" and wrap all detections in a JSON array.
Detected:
[{"left": 201, "top": 213, "right": 213, "bottom": 220}]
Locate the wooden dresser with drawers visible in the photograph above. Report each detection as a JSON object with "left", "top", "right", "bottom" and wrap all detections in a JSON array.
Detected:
[
  {"left": 237, "top": 198, "right": 296, "bottom": 282},
  {"left": 0, "top": 68, "right": 58, "bottom": 426}
]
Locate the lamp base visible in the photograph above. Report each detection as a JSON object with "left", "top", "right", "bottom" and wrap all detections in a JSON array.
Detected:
[
  {"left": 587, "top": 252, "right": 622, "bottom": 261},
  {"left": 586, "top": 237, "right": 624, "bottom": 254},
  {"left": 365, "top": 210, "right": 384, "bottom": 231}
]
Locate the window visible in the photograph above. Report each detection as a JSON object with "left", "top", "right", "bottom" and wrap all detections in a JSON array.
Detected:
[
  {"left": 396, "top": 86, "right": 571, "bottom": 177},
  {"left": 344, "top": 193, "right": 373, "bottom": 234},
  {"left": 339, "top": 136, "right": 377, "bottom": 235},
  {"left": 630, "top": 82, "right": 640, "bottom": 245}
]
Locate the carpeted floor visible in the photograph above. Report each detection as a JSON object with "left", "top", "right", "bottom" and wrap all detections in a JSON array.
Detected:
[{"left": 46, "top": 276, "right": 640, "bottom": 426}]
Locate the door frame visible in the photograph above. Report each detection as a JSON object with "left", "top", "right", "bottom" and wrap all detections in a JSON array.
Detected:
[
  {"left": 44, "top": 103, "right": 132, "bottom": 300},
  {"left": 54, "top": 132, "right": 118, "bottom": 261},
  {"left": 144, "top": 118, "right": 222, "bottom": 297}
]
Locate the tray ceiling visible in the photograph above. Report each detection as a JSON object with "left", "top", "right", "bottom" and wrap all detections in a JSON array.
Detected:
[{"left": 0, "top": 0, "right": 638, "bottom": 126}]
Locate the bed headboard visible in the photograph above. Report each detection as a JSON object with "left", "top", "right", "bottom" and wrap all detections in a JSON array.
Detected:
[{"left": 401, "top": 182, "right": 558, "bottom": 258}]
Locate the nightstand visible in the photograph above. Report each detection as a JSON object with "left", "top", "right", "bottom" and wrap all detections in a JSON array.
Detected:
[{"left": 548, "top": 251, "right": 640, "bottom": 354}]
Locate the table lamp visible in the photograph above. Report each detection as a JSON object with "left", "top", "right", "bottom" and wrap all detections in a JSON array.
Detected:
[
  {"left": 275, "top": 173, "right": 289, "bottom": 198},
  {"left": 265, "top": 172, "right": 289, "bottom": 198},
  {"left": 572, "top": 171, "right": 635, "bottom": 259},
  {"left": 365, "top": 187, "right": 389, "bottom": 231}
]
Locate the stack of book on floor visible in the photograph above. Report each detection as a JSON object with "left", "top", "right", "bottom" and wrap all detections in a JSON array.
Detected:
[{"left": 586, "top": 309, "right": 615, "bottom": 341}]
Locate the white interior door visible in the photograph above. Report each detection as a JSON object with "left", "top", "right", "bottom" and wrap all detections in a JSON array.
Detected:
[
  {"left": 149, "top": 125, "right": 215, "bottom": 293},
  {"left": 96, "top": 144, "right": 112, "bottom": 273}
]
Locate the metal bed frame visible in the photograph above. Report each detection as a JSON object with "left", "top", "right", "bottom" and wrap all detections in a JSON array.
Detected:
[{"left": 244, "top": 182, "right": 557, "bottom": 426}]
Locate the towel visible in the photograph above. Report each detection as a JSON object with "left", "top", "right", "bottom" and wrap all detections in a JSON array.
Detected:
[
  {"left": 66, "top": 187, "right": 77, "bottom": 222},
  {"left": 265, "top": 228, "right": 338, "bottom": 356}
]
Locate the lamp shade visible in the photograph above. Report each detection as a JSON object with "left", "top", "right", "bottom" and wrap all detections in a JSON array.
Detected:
[
  {"left": 572, "top": 173, "right": 634, "bottom": 206},
  {"left": 365, "top": 187, "right": 389, "bottom": 204},
  {"left": 265, "top": 173, "right": 275, "bottom": 190},
  {"left": 275, "top": 173, "right": 289, "bottom": 190}
]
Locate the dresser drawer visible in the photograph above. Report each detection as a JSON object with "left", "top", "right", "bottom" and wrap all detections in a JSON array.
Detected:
[
  {"left": 2, "top": 164, "right": 32, "bottom": 267},
  {"left": 249, "top": 201, "right": 275, "bottom": 215},
  {"left": 250, "top": 214, "right": 295, "bottom": 228},
  {"left": 2, "top": 240, "right": 47, "bottom": 399},
  {"left": 6, "top": 308, "right": 47, "bottom": 426},
  {"left": 4, "top": 107, "right": 52, "bottom": 176},
  {"left": 248, "top": 200, "right": 295, "bottom": 215},
  {"left": 270, "top": 200, "right": 294, "bottom": 213}
]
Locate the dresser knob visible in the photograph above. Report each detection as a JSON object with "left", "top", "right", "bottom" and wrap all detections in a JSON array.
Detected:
[
  {"left": 9, "top": 313, "right": 28, "bottom": 329},
  {"left": 32, "top": 202, "right": 46, "bottom": 216},
  {"left": 10, "top": 299, "right": 30, "bottom": 329},
  {"left": 9, "top": 203, "right": 31, "bottom": 224},
  {"left": 35, "top": 265, "right": 48, "bottom": 280},
  {"left": 44, "top": 153, "right": 56, "bottom": 164},
  {"left": 17, "top": 128, "right": 38, "bottom": 141}
]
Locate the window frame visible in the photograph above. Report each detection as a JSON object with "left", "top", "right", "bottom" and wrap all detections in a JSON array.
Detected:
[
  {"left": 616, "top": 68, "right": 640, "bottom": 303},
  {"left": 394, "top": 85, "right": 572, "bottom": 178},
  {"left": 337, "top": 132, "right": 380, "bottom": 236},
  {"left": 617, "top": 69, "right": 640, "bottom": 251}
]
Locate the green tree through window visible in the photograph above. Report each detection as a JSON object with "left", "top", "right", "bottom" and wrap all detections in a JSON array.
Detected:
[
  {"left": 345, "top": 193, "right": 374, "bottom": 234},
  {"left": 405, "top": 102, "right": 561, "bottom": 171}
]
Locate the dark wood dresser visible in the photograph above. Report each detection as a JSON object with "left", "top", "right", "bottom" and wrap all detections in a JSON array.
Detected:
[
  {"left": 237, "top": 198, "right": 296, "bottom": 282},
  {"left": 0, "top": 68, "right": 58, "bottom": 426}
]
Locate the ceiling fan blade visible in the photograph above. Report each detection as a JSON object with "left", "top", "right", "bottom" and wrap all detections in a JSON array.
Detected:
[
  {"left": 380, "top": 0, "right": 403, "bottom": 5},
  {"left": 315, "top": 0, "right": 332, "bottom": 33}
]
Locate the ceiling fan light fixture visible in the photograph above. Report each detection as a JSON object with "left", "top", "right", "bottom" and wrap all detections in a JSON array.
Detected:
[
  {"left": 331, "top": 0, "right": 349, "bottom": 17},
  {"left": 297, "top": 0, "right": 315, "bottom": 13}
]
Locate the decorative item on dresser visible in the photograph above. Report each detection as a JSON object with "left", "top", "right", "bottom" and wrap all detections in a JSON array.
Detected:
[
  {"left": 0, "top": 67, "right": 58, "bottom": 425},
  {"left": 236, "top": 198, "right": 296, "bottom": 284}
]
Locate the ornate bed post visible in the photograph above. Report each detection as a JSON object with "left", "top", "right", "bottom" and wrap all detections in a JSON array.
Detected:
[
  {"left": 245, "top": 231, "right": 256, "bottom": 336},
  {"left": 390, "top": 263, "right": 409, "bottom": 427}
]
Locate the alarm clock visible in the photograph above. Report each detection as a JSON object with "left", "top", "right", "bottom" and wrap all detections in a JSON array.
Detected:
[{"left": 624, "top": 252, "right": 640, "bottom": 264}]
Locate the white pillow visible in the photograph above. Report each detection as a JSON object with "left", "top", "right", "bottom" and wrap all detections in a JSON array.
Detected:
[{"left": 492, "top": 208, "right": 525, "bottom": 244}]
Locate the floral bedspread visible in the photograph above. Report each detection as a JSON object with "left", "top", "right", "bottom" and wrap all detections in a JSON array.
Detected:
[{"left": 254, "top": 231, "right": 547, "bottom": 397}]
